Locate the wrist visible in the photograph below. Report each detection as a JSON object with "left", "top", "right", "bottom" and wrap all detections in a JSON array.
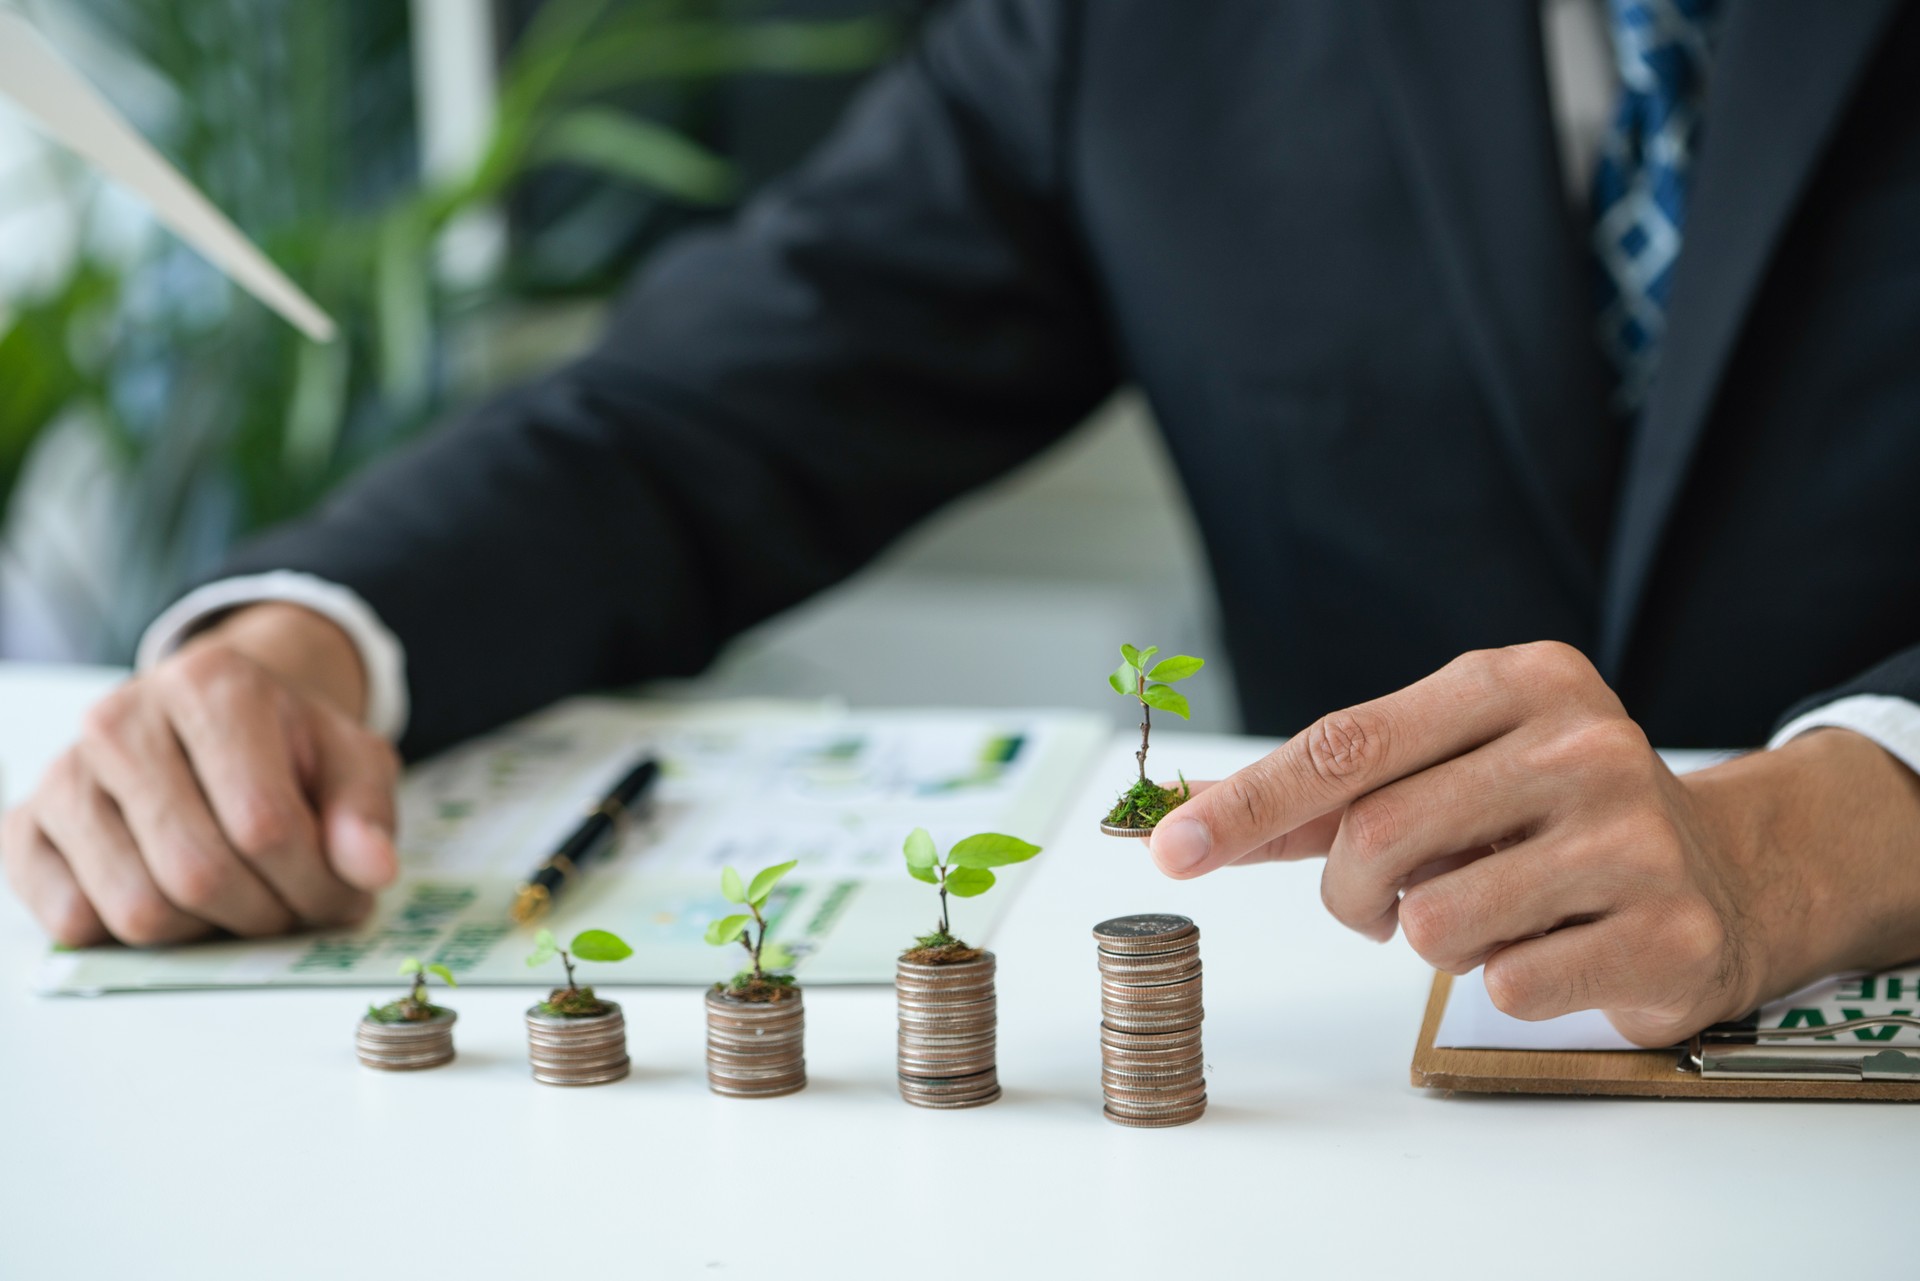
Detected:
[
  {"left": 1683, "top": 730, "right": 1920, "bottom": 1005},
  {"left": 189, "top": 602, "right": 369, "bottom": 722}
]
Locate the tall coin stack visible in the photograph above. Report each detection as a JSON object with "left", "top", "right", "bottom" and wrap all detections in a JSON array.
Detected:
[
  {"left": 524, "top": 1002, "right": 631, "bottom": 1086},
  {"left": 896, "top": 952, "right": 1000, "bottom": 1109},
  {"left": 355, "top": 1010, "right": 456, "bottom": 1071},
  {"left": 1094, "top": 913, "right": 1206, "bottom": 1127},
  {"left": 704, "top": 988, "right": 807, "bottom": 1097}
]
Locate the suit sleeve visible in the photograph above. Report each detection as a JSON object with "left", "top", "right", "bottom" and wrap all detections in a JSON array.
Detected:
[
  {"left": 1771, "top": 650, "right": 1920, "bottom": 777},
  {"left": 213, "top": 0, "right": 1116, "bottom": 760}
]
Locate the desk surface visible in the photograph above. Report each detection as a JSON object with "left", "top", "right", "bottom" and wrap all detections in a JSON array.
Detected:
[{"left": 0, "top": 663, "right": 1910, "bottom": 1279}]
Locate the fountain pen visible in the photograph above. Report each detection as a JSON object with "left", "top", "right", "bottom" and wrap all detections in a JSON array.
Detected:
[{"left": 511, "top": 755, "right": 661, "bottom": 924}]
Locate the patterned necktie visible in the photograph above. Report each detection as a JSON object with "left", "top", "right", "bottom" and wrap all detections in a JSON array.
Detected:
[{"left": 1590, "top": 0, "right": 1722, "bottom": 415}]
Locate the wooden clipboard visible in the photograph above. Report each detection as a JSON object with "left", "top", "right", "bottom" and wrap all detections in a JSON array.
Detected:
[{"left": 1411, "top": 971, "right": 1920, "bottom": 1101}]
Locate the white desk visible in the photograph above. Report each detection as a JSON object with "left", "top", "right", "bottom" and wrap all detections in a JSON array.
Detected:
[{"left": 0, "top": 663, "right": 1909, "bottom": 1279}]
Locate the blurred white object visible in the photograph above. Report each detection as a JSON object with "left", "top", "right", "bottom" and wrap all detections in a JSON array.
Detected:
[{"left": 0, "top": 6, "right": 336, "bottom": 341}]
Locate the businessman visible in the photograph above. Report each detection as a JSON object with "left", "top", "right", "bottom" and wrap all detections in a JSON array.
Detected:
[{"left": 7, "top": 0, "right": 1920, "bottom": 1046}]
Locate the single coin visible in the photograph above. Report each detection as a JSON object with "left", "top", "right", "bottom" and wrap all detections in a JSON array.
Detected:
[
  {"left": 1092, "top": 913, "right": 1196, "bottom": 944},
  {"left": 1103, "top": 1098, "right": 1207, "bottom": 1128},
  {"left": 904, "top": 1087, "right": 1004, "bottom": 1109}
]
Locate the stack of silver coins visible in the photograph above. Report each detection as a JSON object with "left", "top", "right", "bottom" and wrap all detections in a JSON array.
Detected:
[
  {"left": 1095, "top": 914, "right": 1206, "bottom": 1127},
  {"left": 896, "top": 952, "right": 1001, "bottom": 1109},
  {"left": 704, "top": 988, "right": 807, "bottom": 1097},
  {"left": 524, "top": 1003, "right": 631, "bottom": 1086},
  {"left": 355, "top": 1010, "right": 456, "bottom": 1071}
]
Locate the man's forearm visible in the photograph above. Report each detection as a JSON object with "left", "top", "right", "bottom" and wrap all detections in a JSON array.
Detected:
[{"left": 1682, "top": 729, "right": 1920, "bottom": 1007}]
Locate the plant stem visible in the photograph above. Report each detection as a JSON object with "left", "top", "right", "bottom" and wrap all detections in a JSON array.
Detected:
[
  {"left": 937, "top": 865, "right": 950, "bottom": 936},
  {"left": 748, "top": 904, "right": 767, "bottom": 981},
  {"left": 560, "top": 949, "right": 577, "bottom": 992},
  {"left": 410, "top": 978, "right": 426, "bottom": 1007},
  {"left": 1135, "top": 673, "right": 1152, "bottom": 784}
]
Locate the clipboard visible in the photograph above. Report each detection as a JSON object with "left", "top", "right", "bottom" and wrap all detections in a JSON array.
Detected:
[{"left": 1411, "top": 971, "right": 1920, "bottom": 1101}]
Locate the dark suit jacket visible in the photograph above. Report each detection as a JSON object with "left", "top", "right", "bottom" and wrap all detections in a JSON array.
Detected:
[{"left": 221, "top": 0, "right": 1920, "bottom": 761}]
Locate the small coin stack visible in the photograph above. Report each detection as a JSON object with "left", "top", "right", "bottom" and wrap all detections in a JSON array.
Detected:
[
  {"left": 524, "top": 1003, "right": 631, "bottom": 1086},
  {"left": 896, "top": 952, "right": 1001, "bottom": 1109},
  {"left": 705, "top": 988, "right": 807, "bottom": 1097},
  {"left": 355, "top": 1010, "right": 456, "bottom": 1071},
  {"left": 1095, "top": 913, "right": 1206, "bottom": 1127}
]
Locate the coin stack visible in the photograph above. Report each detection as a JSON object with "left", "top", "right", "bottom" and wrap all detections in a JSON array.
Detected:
[
  {"left": 704, "top": 988, "right": 807, "bottom": 1097},
  {"left": 524, "top": 1003, "right": 631, "bottom": 1086},
  {"left": 1095, "top": 913, "right": 1206, "bottom": 1127},
  {"left": 896, "top": 952, "right": 1000, "bottom": 1109},
  {"left": 355, "top": 1010, "right": 456, "bottom": 1071}
]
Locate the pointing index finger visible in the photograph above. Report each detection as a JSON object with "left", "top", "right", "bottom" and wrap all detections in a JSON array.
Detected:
[{"left": 1148, "top": 652, "right": 1526, "bottom": 878}]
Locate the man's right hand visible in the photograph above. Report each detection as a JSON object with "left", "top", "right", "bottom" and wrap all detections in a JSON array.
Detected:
[{"left": 1, "top": 603, "right": 400, "bottom": 946}]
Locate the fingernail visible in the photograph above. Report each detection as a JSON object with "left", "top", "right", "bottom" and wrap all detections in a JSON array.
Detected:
[{"left": 1152, "top": 819, "right": 1212, "bottom": 874}]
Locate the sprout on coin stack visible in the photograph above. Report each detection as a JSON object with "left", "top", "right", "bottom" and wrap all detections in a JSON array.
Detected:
[
  {"left": 356, "top": 957, "right": 458, "bottom": 1071},
  {"left": 703, "top": 860, "right": 807, "bottom": 1097},
  {"left": 895, "top": 828, "right": 1039, "bottom": 1109},
  {"left": 1101, "top": 644, "right": 1204, "bottom": 837},
  {"left": 521, "top": 928, "right": 634, "bottom": 1086}
]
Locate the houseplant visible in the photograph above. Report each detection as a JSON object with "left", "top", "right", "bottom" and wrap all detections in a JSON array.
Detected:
[
  {"left": 701, "top": 859, "right": 806, "bottom": 1097},
  {"left": 522, "top": 926, "right": 633, "bottom": 1086},
  {"left": 1101, "top": 644, "right": 1204, "bottom": 836},
  {"left": 895, "top": 828, "right": 1039, "bottom": 1108},
  {"left": 355, "top": 956, "right": 458, "bottom": 1070}
]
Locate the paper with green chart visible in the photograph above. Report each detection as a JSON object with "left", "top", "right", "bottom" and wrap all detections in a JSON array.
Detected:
[{"left": 37, "top": 698, "right": 1107, "bottom": 994}]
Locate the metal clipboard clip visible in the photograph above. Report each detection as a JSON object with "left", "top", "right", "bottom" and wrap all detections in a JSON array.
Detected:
[{"left": 1687, "top": 1016, "right": 1920, "bottom": 1081}]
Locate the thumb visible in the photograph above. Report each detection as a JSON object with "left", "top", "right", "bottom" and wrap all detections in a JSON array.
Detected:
[{"left": 311, "top": 714, "right": 400, "bottom": 892}]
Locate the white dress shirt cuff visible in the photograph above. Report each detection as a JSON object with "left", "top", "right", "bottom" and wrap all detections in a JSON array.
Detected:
[
  {"left": 1768, "top": 694, "right": 1920, "bottom": 778},
  {"left": 135, "top": 571, "right": 410, "bottom": 742}
]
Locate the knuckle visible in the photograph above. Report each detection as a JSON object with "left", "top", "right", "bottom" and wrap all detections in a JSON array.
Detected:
[
  {"left": 107, "top": 892, "right": 180, "bottom": 947},
  {"left": 1341, "top": 793, "right": 1405, "bottom": 864},
  {"left": 1506, "top": 640, "right": 1595, "bottom": 690},
  {"left": 1482, "top": 958, "right": 1543, "bottom": 1019},
  {"left": 79, "top": 687, "right": 139, "bottom": 746},
  {"left": 169, "top": 643, "right": 254, "bottom": 697},
  {"left": 1218, "top": 769, "right": 1280, "bottom": 837},
  {"left": 1303, "top": 707, "right": 1389, "bottom": 788},
  {"left": 46, "top": 889, "right": 103, "bottom": 948},
  {"left": 152, "top": 843, "right": 227, "bottom": 912},
  {"left": 226, "top": 794, "right": 298, "bottom": 857},
  {"left": 1396, "top": 888, "right": 1455, "bottom": 963}
]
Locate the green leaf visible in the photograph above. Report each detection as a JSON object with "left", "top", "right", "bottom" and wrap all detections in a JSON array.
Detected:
[
  {"left": 1141, "top": 684, "right": 1192, "bottom": 720},
  {"left": 1108, "top": 661, "right": 1135, "bottom": 697},
  {"left": 426, "top": 964, "right": 457, "bottom": 988},
  {"left": 721, "top": 867, "right": 747, "bottom": 904},
  {"left": 947, "top": 833, "right": 1042, "bottom": 869},
  {"left": 397, "top": 957, "right": 423, "bottom": 976},
  {"left": 570, "top": 929, "right": 633, "bottom": 963},
  {"left": 746, "top": 859, "right": 798, "bottom": 907},
  {"left": 1119, "top": 644, "right": 1143, "bottom": 671},
  {"left": 905, "top": 825, "right": 940, "bottom": 884},
  {"left": 532, "top": 108, "right": 739, "bottom": 204},
  {"left": 1147, "top": 654, "right": 1204, "bottom": 683},
  {"left": 760, "top": 942, "right": 796, "bottom": 971},
  {"left": 704, "top": 915, "right": 750, "bottom": 947},
  {"left": 944, "top": 867, "right": 996, "bottom": 897},
  {"left": 1138, "top": 646, "right": 1160, "bottom": 668},
  {"left": 525, "top": 930, "right": 558, "bottom": 969}
]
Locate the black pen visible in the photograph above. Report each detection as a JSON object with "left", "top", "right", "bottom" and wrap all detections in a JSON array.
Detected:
[{"left": 511, "top": 755, "right": 661, "bottom": 924}]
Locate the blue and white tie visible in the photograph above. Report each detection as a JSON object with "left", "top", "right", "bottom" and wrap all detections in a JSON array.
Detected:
[{"left": 1590, "top": 0, "right": 1721, "bottom": 414}]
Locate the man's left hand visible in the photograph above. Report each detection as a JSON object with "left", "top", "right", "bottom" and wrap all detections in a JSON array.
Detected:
[{"left": 1148, "top": 641, "right": 1920, "bottom": 1046}]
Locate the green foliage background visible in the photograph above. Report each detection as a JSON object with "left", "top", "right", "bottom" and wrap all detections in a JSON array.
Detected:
[{"left": 0, "top": 0, "right": 900, "bottom": 660}]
